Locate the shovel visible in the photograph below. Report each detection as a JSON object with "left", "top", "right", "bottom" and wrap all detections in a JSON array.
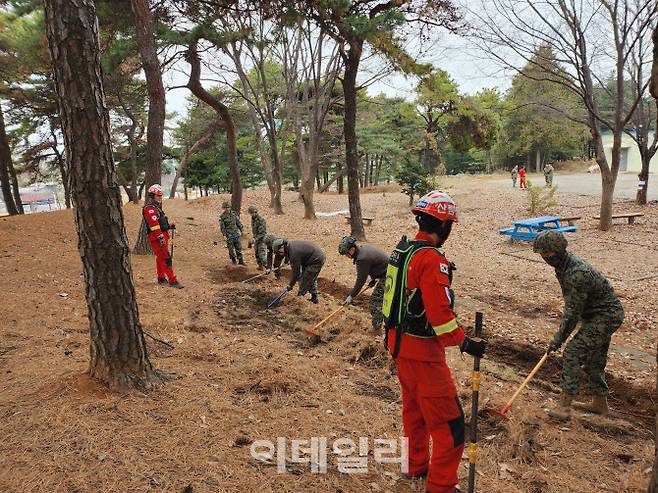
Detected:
[{"left": 267, "top": 287, "right": 289, "bottom": 309}]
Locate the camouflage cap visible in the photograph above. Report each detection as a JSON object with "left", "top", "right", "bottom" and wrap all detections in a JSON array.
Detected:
[
  {"left": 338, "top": 236, "right": 357, "bottom": 255},
  {"left": 222, "top": 201, "right": 230, "bottom": 208},
  {"left": 272, "top": 238, "right": 287, "bottom": 252},
  {"left": 263, "top": 234, "right": 277, "bottom": 247},
  {"left": 533, "top": 229, "right": 568, "bottom": 254},
  {"left": 248, "top": 205, "right": 258, "bottom": 213}
]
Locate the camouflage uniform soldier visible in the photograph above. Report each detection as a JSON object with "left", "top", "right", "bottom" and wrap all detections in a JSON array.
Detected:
[
  {"left": 219, "top": 201, "right": 245, "bottom": 265},
  {"left": 248, "top": 205, "right": 267, "bottom": 270},
  {"left": 338, "top": 236, "right": 389, "bottom": 331},
  {"left": 543, "top": 163, "right": 555, "bottom": 186},
  {"left": 273, "top": 238, "right": 325, "bottom": 304},
  {"left": 534, "top": 230, "right": 624, "bottom": 420}
]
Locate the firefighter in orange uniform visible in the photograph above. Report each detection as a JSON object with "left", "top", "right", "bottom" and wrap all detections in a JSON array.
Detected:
[
  {"left": 142, "top": 184, "right": 183, "bottom": 289},
  {"left": 382, "top": 191, "right": 485, "bottom": 493}
]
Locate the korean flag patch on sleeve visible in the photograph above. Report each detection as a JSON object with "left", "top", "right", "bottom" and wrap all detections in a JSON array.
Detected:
[{"left": 440, "top": 263, "right": 450, "bottom": 275}]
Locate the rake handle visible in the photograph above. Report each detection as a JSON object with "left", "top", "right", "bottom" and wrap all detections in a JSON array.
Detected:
[
  {"left": 308, "top": 306, "right": 345, "bottom": 333},
  {"left": 500, "top": 352, "right": 550, "bottom": 414}
]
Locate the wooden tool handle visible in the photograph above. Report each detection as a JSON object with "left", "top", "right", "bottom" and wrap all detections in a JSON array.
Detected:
[
  {"left": 311, "top": 306, "right": 345, "bottom": 331},
  {"left": 501, "top": 352, "right": 549, "bottom": 412}
]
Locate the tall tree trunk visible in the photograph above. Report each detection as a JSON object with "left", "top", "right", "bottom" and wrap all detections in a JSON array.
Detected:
[
  {"left": 342, "top": 45, "right": 366, "bottom": 240},
  {"left": 44, "top": 0, "right": 160, "bottom": 392},
  {"left": 130, "top": 0, "right": 163, "bottom": 253},
  {"left": 130, "top": 0, "right": 163, "bottom": 189},
  {"left": 0, "top": 103, "right": 19, "bottom": 215},
  {"left": 185, "top": 40, "right": 242, "bottom": 212}
]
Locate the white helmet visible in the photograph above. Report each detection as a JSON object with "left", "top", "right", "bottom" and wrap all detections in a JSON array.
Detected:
[{"left": 147, "top": 184, "right": 163, "bottom": 196}]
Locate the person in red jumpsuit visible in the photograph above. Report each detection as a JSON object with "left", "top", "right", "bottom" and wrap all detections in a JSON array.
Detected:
[
  {"left": 518, "top": 165, "right": 527, "bottom": 189},
  {"left": 142, "top": 184, "right": 183, "bottom": 289},
  {"left": 386, "top": 191, "right": 485, "bottom": 493}
]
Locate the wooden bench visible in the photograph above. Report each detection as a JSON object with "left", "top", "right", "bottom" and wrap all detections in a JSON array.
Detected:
[
  {"left": 593, "top": 212, "right": 644, "bottom": 225},
  {"left": 560, "top": 215, "right": 581, "bottom": 226},
  {"left": 344, "top": 216, "right": 374, "bottom": 226}
]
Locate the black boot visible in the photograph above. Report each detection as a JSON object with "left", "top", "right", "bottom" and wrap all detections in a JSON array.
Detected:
[
  {"left": 231, "top": 258, "right": 237, "bottom": 265},
  {"left": 169, "top": 281, "right": 184, "bottom": 289},
  {"left": 157, "top": 277, "right": 168, "bottom": 285},
  {"left": 238, "top": 258, "right": 246, "bottom": 266},
  {"left": 310, "top": 293, "right": 319, "bottom": 304}
]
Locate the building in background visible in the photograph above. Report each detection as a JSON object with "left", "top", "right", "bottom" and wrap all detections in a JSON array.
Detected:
[{"left": 601, "top": 128, "right": 658, "bottom": 173}]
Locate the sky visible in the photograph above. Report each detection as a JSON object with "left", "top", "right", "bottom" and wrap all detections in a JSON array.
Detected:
[{"left": 161, "top": 28, "right": 514, "bottom": 130}]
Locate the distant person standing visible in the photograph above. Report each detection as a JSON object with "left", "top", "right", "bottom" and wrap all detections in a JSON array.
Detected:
[
  {"left": 519, "top": 165, "right": 527, "bottom": 189},
  {"left": 544, "top": 163, "right": 555, "bottom": 187},
  {"left": 219, "top": 201, "right": 245, "bottom": 265},
  {"left": 142, "top": 184, "right": 183, "bottom": 288},
  {"left": 511, "top": 165, "right": 519, "bottom": 188}
]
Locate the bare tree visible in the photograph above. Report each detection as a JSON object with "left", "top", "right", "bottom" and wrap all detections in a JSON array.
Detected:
[
  {"left": 280, "top": 23, "right": 342, "bottom": 219},
  {"left": 471, "top": 0, "right": 658, "bottom": 230},
  {"left": 215, "top": 11, "right": 288, "bottom": 214},
  {"left": 44, "top": 0, "right": 161, "bottom": 391},
  {"left": 626, "top": 19, "right": 658, "bottom": 205}
]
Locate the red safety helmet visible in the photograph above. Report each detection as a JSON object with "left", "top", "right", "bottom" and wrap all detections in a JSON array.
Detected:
[
  {"left": 412, "top": 190, "right": 458, "bottom": 222},
  {"left": 147, "top": 184, "right": 163, "bottom": 196}
]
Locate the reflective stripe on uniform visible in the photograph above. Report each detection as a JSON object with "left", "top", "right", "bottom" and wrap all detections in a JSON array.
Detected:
[
  {"left": 433, "top": 318, "right": 458, "bottom": 336},
  {"left": 150, "top": 225, "right": 161, "bottom": 232}
]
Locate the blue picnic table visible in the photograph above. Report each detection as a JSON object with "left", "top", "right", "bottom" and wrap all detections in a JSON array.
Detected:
[{"left": 499, "top": 215, "right": 577, "bottom": 242}]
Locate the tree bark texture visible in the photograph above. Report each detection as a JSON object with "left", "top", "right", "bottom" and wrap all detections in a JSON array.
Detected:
[
  {"left": 186, "top": 40, "right": 242, "bottom": 212},
  {"left": 130, "top": 0, "right": 164, "bottom": 190},
  {"left": 0, "top": 103, "right": 20, "bottom": 215},
  {"left": 342, "top": 45, "right": 366, "bottom": 240},
  {"left": 44, "top": 0, "right": 159, "bottom": 392}
]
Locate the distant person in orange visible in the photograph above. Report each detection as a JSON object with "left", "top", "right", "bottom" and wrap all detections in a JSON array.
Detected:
[
  {"left": 142, "top": 184, "right": 183, "bottom": 289},
  {"left": 518, "top": 165, "right": 527, "bottom": 189}
]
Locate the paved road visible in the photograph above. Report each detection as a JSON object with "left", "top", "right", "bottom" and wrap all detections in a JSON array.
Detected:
[{"left": 488, "top": 172, "right": 657, "bottom": 201}]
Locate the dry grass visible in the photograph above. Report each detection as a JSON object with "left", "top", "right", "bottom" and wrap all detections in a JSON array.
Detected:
[{"left": 0, "top": 181, "right": 655, "bottom": 492}]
